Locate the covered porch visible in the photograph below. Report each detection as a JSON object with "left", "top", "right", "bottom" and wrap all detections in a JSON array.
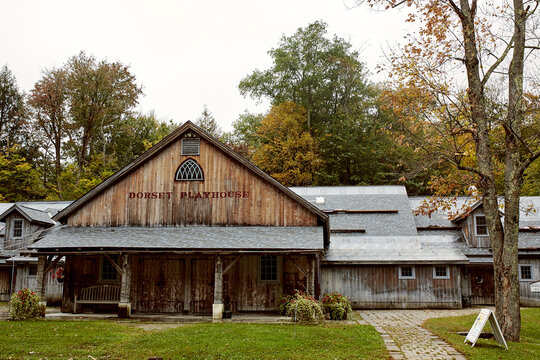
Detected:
[{"left": 29, "top": 225, "right": 324, "bottom": 318}]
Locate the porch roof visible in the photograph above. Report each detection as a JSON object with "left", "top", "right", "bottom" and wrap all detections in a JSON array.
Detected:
[
  {"left": 29, "top": 225, "right": 324, "bottom": 252},
  {"left": 323, "top": 235, "right": 469, "bottom": 264}
]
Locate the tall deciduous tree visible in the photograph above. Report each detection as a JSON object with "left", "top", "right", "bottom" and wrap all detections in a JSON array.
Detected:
[
  {"left": 0, "top": 65, "right": 26, "bottom": 150},
  {"left": 28, "top": 68, "right": 69, "bottom": 198},
  {"left": 66, "top": 51, "right": 142, "bottom": 175},
  {"left": 363, "top": 0, "right": 540, "bottom": 340},
  {"left": 239, "top": 21, "right": 370, "bottom": 131}
]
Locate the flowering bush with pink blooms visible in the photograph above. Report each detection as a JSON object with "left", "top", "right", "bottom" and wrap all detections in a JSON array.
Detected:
[
  {"left": 9, "top": 288, "right": 42, "bottom": 320},
  {"left": 321, "top": 292, "right": 352, "bottom": 320},
  {"left": 286, "top": 290, "right": 323, "bottom": 324}
]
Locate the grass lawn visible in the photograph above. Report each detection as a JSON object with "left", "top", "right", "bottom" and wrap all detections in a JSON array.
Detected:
[
  {"left": 424, "top": 307, "right": 540, "bottom": 360},
  {"left": 0, "top": 320, "right": 388, "bottom": 359}
]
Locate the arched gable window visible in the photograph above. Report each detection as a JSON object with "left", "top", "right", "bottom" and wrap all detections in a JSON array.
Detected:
[{"left": 175, "top": 158, "right": 204, "bottom": 181}]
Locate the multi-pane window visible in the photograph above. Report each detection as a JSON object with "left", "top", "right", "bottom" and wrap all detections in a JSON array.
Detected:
[
  {"left": 260, "top": 255, "right": 278, "bottom": 282},
  {"left": 475, "top": 215, "right": 488, "bottom": 235},
  {"left": 12, "top": 219, "right": 23, "bottom": 238},
  {"left": 519, "top": 265, "right": 533, "bottom": 281},
  {"left": 101, "top": 256, "right": 119, "bottom": 281},
  {"left": 175, "top": 159, "right": 204, "bottom": 181},
  {"left": 399, "top": 266, "right": 415, "bottom": 279},
  {"left": 433, "top": 266, "right": 450, "bottom": 279}
]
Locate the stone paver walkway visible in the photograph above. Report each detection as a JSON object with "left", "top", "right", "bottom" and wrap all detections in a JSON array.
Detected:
[{"left": 360, "top": 308, "right": 492, "bottom": 360}]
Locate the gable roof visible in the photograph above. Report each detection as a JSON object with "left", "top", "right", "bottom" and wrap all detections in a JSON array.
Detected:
[
  {"left": 0, "top": 204, "right": 55, "bottom": 226},
  {"left": 53, "top": 121, "right": 328, "bottom": 228}
]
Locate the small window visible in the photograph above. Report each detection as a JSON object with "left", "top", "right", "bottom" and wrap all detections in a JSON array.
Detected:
[
  {"left": 28, "top": 266, "right": 37, "bottom": 276},
  {"left": 433, "top": 266, "right": 450, "bottom": 279},
  {"left": 475, "top": 215, "right": 488, "bottom": 236},
  {"left": 260, "top": 255, "right": 279, "bottom": 282},
  {"left": 11, "top": 219, "right": 23, "bottom": 238},
  {"left": 175, "top": 158, "right": 204, "bottom": 181},
  {"left": 181, "top": 137, "right": 200, "bottom": 156},
  {"left": 101, "top": 256, "right": 119, "bottom": 281},
  {"left": 519, "top": 265, "right": 533, "bottom": 281},
  {"left": 399, "top": 266, "right": 415, "bottom": 279}
]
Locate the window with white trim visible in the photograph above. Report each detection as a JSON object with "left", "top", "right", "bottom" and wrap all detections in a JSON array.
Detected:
[
  {"left": 175, "top": 158, "right": 204, "bottom": 181},
  {"left": 475, "top": 215, "right": 488, "bottom": 236},
  {"left": 260, "top": 255, "right": 279, "bottom": 282},
  {"left": 519, "top": 264, "right": 533, "bottom": 281},
  {"left": 399, "top": 266, "right": 415, "bottom": 279},
  {"left": 433, "top": 266, "right": 450, "bottom": 279},
  {"left": 11, "top": 218, "right": 23, "bottom": 239},
  {"left": 101, "top": 256, "right": 119, "bottom": 281}
]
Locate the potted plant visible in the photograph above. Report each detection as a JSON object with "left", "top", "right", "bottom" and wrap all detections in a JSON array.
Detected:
[
  {"left": 53, "top": 267, "right": 64, "bottom": 283},
  {"left": 321, "top": 292, "right": 352, "bottom": 320}
]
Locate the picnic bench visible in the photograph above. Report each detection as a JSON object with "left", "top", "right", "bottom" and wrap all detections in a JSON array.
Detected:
[{"left": 73, "top": 285, "right": 121, "bottom": 313}]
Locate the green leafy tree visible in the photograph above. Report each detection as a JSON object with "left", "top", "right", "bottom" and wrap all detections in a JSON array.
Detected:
[
  {"left": 66, "top": 51, "right": 142, "bottom": 175},
  {"left": 195, "top": 105, "right": 222, "bottom": 138},
  {"left": 0, "top": 146, "right": 45, "bottom": 202},
  {"left": 0, "top": 65, "right": 26, "bottom": 150},
  {"left": 223, "top": 111, "right": 264, "bottom": 159},
  {"left": 103, "top": 112, "right": 177, "bottom": 167},
  {"left": 252, "top": 102, "right": 322, "bottom": 186},
  {"left": 239, "top": 21, "right": 370, "bottom": 131}
]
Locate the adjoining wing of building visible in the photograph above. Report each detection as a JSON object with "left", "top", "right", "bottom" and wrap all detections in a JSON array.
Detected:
[{"left": 1, "top": 121, "right": 538, "bottom": 317}]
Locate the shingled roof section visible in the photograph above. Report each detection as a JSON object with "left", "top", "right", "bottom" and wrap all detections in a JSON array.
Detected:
[
  {"left": 324, "top": 235, "right": 469, "bottom": 264},
  {"left": 291, "top": 186, "right": 418, "bottom": 236},
  {"left": 30, "top": 226, "right": 324, "bottom": 252},
  {"left": 0, "top": 204, "right": 55, "bottom": 225}
]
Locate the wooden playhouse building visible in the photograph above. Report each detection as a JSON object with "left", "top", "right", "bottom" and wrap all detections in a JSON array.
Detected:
[
  {"left": 27, "top": 121, "right": 540, "bottom": 316},
  {"left": 30, "top": 121, "right": 328, "bottom": 317}
]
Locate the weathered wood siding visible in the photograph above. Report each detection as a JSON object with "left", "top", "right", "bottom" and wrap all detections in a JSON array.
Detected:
[
  {"left": 321, "top": 264, "right": 462, "bottom": 309},
  {"left": 518, "top": 258, "right": 540, "bottom": 306},
  {"left": 61, "top": 254, "right": 315, "bottom": 314},
  {"left": 66, "top": 135, "right": 317, "bottom": 227},
  {"left": 461, "top": 208, "right": 490, "bottom": 248},
  {"left": 0, "top": 269, "right": 10, "bottom": 301},
  {"left": 13, "top": 264, "right": 63, "bottom": 304},
  {"left": 3, "top": 213, "right": 45, "bottom": 249}
]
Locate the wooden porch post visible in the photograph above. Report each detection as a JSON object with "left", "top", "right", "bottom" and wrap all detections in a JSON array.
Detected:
[
  {"left": 118, "top": 254, "right": 131, "bottom": 318},
  {"left": 36, "top": 256, "right": 47, "bottom": 301},
  {"left": 308, "top": 255, "right": 315, "bottom": 296},
  {"left": 213, "top": 255, "right": 224, "bottom": 319}
]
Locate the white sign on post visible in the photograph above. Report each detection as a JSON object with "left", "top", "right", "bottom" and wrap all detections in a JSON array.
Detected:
[
  {"left": 530, "top": 281, "right": 540, "bottom": 293},
  {"left": 464, "top": 308, "right": 508, "bottom": 350}
]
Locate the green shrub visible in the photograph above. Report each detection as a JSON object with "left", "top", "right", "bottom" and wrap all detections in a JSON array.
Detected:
[
  {"left": 321, "top": 292, "right": 352, "bottom": 320},
  {"left": 286, "top": 291, "right": 323, "bottom": 324},
  {"left": 278, "top": 294, "right": 295, "bottom": 316},
  {"left": 9, "top": 288, "right": 42, "bottom": 320}
]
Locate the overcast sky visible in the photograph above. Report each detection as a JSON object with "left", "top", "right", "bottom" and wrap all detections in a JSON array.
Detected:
[{"left": 1, "top": 0, "right": 413, "bottom": 131}]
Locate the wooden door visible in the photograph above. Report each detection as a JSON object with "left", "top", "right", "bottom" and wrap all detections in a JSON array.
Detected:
[
  {"left": 470, "top": 267, "right": 495, "bottom": 305},
  {"left": 0, "top": 269, "right": 11, "bottom": 301},
  {"left": 138, "top": 258, "right": 184, "bottom": 313},
  {"left": 191, "top": 258, "right": 214, "bottom": 314}
]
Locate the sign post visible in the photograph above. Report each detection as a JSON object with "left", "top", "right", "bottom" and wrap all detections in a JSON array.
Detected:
[{"left": 464, "top": 308, "right": 508, "bottom": 349}]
